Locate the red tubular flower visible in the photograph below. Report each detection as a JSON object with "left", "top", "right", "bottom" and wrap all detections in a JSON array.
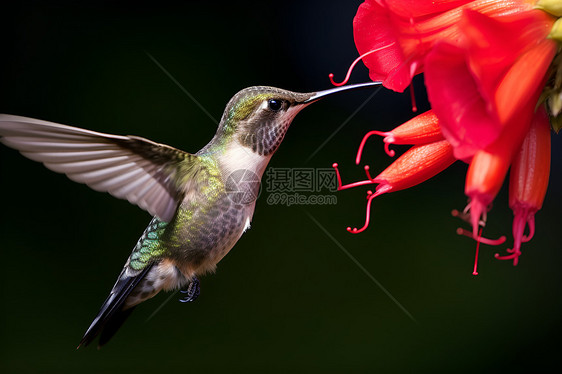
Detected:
[
  {"left": 353, "top": 0, "right": 535, "bottom": 91},
  {"left": 425, "top": 7, "right": 556, "bottom": 239},
  {"left": 426, "top": 9, "right": 556, "bottom": 161},
  {"left": 464, "top": 92, "right": 542, "bottom": 238},
  {"left": 370, "top": 140, "right": 456, "bottom": 193},
  {"left": 334, "top": 114, "right": 456, "bottom": 233},
  {"left": 356, "top": 110, "right": 443, "bottom": 160},
  {"left": 495, "top": 107, "right": 552, "bottom": 265},
  {"left": 333, "top": 0, "right": 559, "bottom": 271},
  {"left": 352, "top": 140, "right": 455, "bottom": 233}
]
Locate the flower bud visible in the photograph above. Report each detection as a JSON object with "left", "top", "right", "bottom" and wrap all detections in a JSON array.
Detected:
[
  {"left": 495, "top": 107, "right": 551, "bottom": 265},
  {"left": 548, "top": 17, "right": 562, "bottom": 42},
  {"left": 356, "top": 110, "right": 444, "bottom": 160},
  {"left": 342, "top": 140, "right": 456, "bottom": 233},
  {"left": 536, "top": 0, "right": 562, "bottom": 17}
]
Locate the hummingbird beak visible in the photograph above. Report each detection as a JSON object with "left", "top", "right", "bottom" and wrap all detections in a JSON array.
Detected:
[{"left": 301, "top": 81, "right": 382, "bottom": 104}]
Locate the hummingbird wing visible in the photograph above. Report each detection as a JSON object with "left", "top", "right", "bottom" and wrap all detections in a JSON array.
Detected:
[{"left": 0, "top": 114, "right": 198, "bottom": 222}]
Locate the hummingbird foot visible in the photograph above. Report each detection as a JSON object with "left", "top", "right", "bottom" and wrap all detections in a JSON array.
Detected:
[{"left": 179, "top": 276, "right": 200, "bottom": 303}]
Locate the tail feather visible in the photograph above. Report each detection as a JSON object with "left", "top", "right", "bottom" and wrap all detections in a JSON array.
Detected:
[
  {"left": 78, "top": 263, "right": 154, "bottom": 349},
  {"left": 98, "top": 307, "right": 135, "bottom": 347}
]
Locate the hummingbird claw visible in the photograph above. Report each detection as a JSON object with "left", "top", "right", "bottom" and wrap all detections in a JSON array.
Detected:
[{"left": 179, "top": 276, "right": 200, "bottom": 303}]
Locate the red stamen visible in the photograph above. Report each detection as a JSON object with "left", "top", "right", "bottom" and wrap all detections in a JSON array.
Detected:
[
  {"left": 472, "top": 228, "right": 483, "bottom": 275},
  {"left": 456, "top": 228, "right": 506, "bottom": 246},
  {"left": 364, "top": 165, "right": 375, "bottom": 182},
  {"left": 469, "top": 199, "right": 484, "bottom": 239},
  {"left": 356, "top": 131, "right": 396, "bottom": 164},
  {"left": 512, "top": 208, "right": 528, "bottom": 249},
  {"left": 332, "top": 163, "right": 375, "bottom": 191},
  {"left": 455, "top": 203, "right": 486, "bottom": 227},
  {"left": 329, "top": 43, "right": 396, "bottom": 87},
  {"left": 332, "top": 162, "right": 391, "bottom": 234},
  {"left": 409, "top": 84, "right": 418, "bottom": 113},
  {"left": 522, "top": 215, "right": 535, "bottom": 242},
  {"left": 346, "top": 185, "right": 391, "bottom": 234},
  {"left": 494, "top": 248, "right": 522, "bottom": 266},
  {"left": 333, "top": 162, "right": 341, "bottom": 186},
  {"left": 453, "top": 208, "right": 486, "bottom": 227},
  {"left": 347, "top": 191, "right": 375, "bottom": 234},
  {"left": 494, "top": 208, "right": 535, "bottom": 266},
  {"left": 451, "top": 209, "right": 471, "bottom": 224}
]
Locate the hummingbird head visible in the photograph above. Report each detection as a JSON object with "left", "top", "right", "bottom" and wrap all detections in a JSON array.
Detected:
[{"left": 216, "top": 82, "right": 380, "bottom": 156}]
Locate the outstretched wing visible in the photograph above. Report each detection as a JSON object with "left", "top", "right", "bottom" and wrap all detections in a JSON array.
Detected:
[{"left": 0, "top": 114, "right": 199, "bottom": 222}]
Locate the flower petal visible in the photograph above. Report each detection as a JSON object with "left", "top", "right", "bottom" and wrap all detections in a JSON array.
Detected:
[
  {"left": 464, "top": 93, "right": 541, "bottom": 236},
  {"left": 509, "top": 106, "right": 551, "bottom": 212},
  {"left": 426, "top": 10, "right": 556, "bottom": 160},
  {"left": 379, "top": 0, "right": 473, "bottom": 18},
  {"left": 461, "top": 9, "right": 556, "bottom": 123},
  {"left": 425, "top": 42, "right": 499, "bottom": 161},
  {"left": 354, "top": 0, "right": 414, "bottom": 91},
  {"left": 373, "top": 140, "right": 456, "bottom": 192},
  {"left": 355, "top": 110, "right": 444, "bottom": 160},
  {"left": 353, "top": 0, "right": 535, "bottom": 92},
  {"left": 496, "top": 106, "right": 552, "bottom": 265}
]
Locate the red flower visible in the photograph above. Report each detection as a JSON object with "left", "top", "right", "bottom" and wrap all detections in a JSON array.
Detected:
[
  {"left": 353, "top": 0, "right": 536, "bottom": 91},
  {"left": 333, "top": 112, "right": 456, "bottom": 234},
  {"left": 496, "top": 106, "right": 551, "bottom": 265},
  {"left": 332, "top": 0, "right": 559, "bottom": 271},
  {"left": 426, "top": 9, "right": 556, "bottom": 161},
  {"left": 425, "top": 7, "right": 555, "bottom": 241},
  {"left": 356, "top": 110, "right": 443, "bottom": 158}
]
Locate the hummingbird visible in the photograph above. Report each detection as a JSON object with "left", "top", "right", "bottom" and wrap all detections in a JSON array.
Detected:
[{"left": 0, "top": 82, "right": 379, "bottom": 348}]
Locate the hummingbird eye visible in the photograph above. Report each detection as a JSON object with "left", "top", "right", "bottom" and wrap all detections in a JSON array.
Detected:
[{"left": 267, "top": 99, "right": 283, "bottom": 112}]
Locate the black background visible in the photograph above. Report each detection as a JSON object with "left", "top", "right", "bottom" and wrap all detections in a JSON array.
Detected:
[{"left": 1, "top": 1, "right": 561, "bottom": 372}]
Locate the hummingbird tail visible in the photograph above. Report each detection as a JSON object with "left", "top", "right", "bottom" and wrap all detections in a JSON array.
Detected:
[
  {"left": 97, "top": 307, "right": 136, "bottom": 347},
  {"left": 77, "top": 263, "right": 155, "bottom": 349}
]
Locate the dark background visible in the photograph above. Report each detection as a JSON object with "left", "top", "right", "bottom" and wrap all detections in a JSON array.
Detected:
[{"left": 1, "top": 1, "right": 561, "bottom": 372}]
